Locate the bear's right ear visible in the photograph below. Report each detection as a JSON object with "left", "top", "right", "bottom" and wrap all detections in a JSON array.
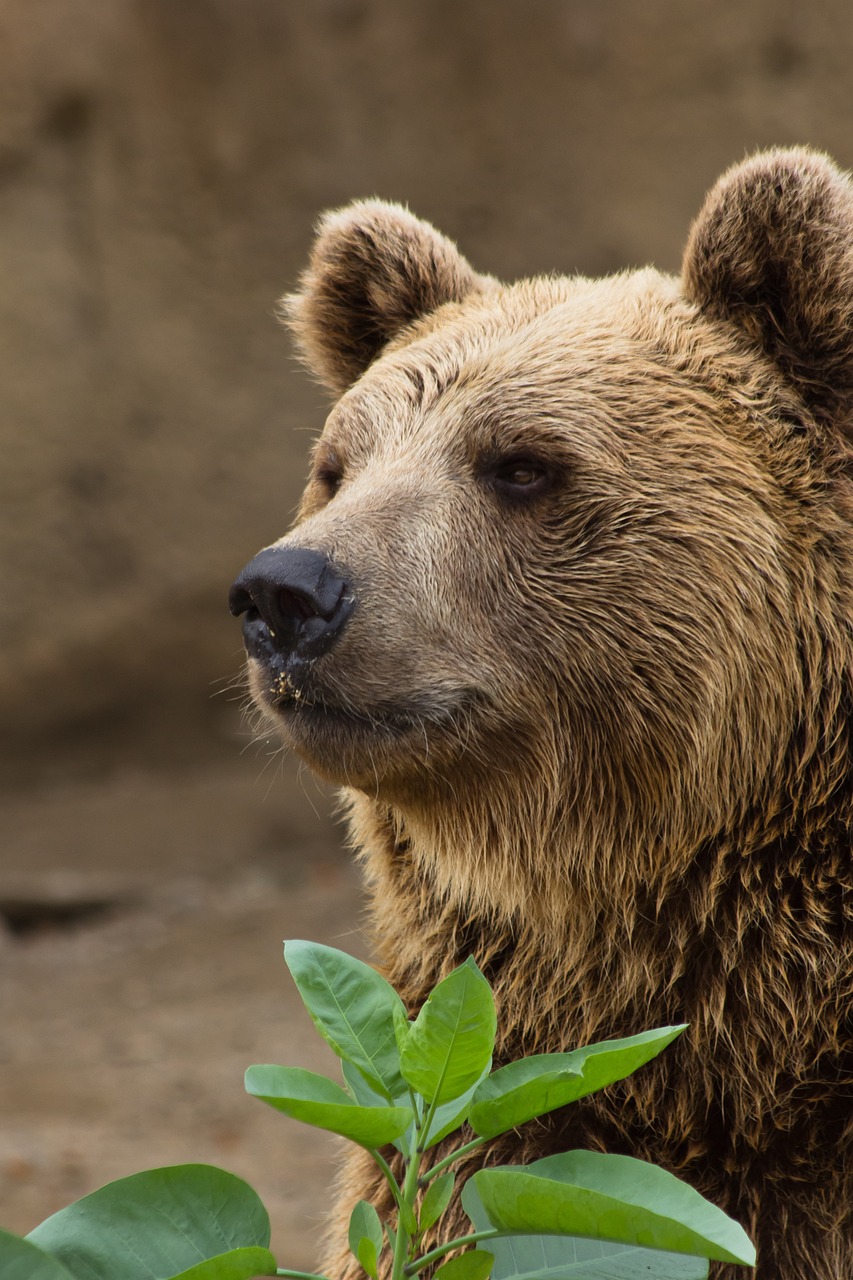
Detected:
[{"left": 281, "top": 201, "right": 489, "bottom": 395}]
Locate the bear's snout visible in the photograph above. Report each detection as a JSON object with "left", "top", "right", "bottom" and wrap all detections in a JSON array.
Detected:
[{"left": 229, "top": 545, "right": 354, "bottom": 665}]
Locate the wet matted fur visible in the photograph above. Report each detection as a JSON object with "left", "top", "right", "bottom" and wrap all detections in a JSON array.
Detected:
[{"left": 241, "top": 149, "right": 853, "bottom": 1280}]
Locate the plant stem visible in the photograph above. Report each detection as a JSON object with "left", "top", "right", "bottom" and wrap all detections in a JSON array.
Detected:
[
  {"left": 275, "top": 1270, "right": 332, "bottom": 1279},
  {"left": 390, "top": 1142, "right": 423, "bottom": 1280},
  {"left": 404, "top": 1230, "right": 501, "bottom": 1275},
  {"left": 369, "top": 1146, "right": 405, "bottom": 1211},
  {"left": 418, "top": 1090, "right": 442, "bottom": 1154},
  {"left": 419, "top": 1136, "right": 488, "bottom": 1185}
]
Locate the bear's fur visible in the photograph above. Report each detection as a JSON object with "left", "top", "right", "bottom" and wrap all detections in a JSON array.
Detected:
[{"left": 242, "top": 149, "right": 853, "bottom": 1279}]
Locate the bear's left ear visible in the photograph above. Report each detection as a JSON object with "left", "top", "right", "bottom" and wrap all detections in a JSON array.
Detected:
[
  {"left": 282, "top": 201, "right": 491, "bottom": 396},
  {"left": 682, "top": 148, "right": 853, "bottom": 431}
]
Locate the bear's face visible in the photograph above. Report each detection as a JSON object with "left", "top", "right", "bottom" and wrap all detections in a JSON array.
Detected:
[
  {"left": 232, "top": 151, "right": 853, "bottom": 909},
  {"left": 240, "top": 270, "right": 803, "bottom": 821}
]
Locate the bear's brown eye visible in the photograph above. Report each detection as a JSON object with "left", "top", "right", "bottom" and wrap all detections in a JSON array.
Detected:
[
  {"left": 490, "top": 457, "right": 550, "bottom": 496},
  {"left": 316, "top": 450, "right": 343, "bottom": 496}
]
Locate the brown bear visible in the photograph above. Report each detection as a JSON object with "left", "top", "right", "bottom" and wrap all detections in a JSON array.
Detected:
[{"left": 230, "top": 148, "right": 853, "bottom": 1280}]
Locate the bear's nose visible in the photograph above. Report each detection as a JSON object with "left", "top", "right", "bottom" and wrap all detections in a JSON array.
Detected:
[{"left": 229, "top": 546, "right": 354, "bottom": 661}]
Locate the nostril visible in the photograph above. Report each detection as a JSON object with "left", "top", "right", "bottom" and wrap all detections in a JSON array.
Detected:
[
  {"left": 228, "top": 584, "right": 254, "bottom": 618},
  {"left": 279, "top": 586, "right": 318, "bottom": 624}
]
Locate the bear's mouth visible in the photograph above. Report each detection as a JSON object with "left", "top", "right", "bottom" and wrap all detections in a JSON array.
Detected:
[
  {"left": 247, "top": 655, "right": 484, "bottom": 788},
  {"left": 271, "top": 679, "right": 420, "bottom": 735},
  {"left": 249, "top": 654, "right": 443, "bottom": 739}
]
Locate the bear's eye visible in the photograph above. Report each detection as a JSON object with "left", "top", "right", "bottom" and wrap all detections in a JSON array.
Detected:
[
  {"left": 490, "top": 457, "right": 550, "bottom": 496},
  {"left": 315, "top": 449, "right": 344, "bottom": 497}
]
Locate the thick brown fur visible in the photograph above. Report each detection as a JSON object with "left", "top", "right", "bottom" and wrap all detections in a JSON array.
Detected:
[{"left": 245, "top": 149, "right": 853, "bottom": 1279}]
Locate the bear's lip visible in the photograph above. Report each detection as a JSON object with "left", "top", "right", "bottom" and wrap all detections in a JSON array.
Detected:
[
  {"left": 271, "top": 683, "right": 419, "bottom": 734},
  {"left": 247, "top": 656, "right": 486, "bottom": 787},
  {"left": 248, "top": 655, "right": 448, "bottom": 736}
]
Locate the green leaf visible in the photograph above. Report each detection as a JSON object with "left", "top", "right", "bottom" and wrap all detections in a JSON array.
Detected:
[
  {"left": 0, "top": 1229, "right": 77, "bottom": 1280},
  {"left": 386, "top": 1223, "right": 397, "bottom": 1256},
  {"left": 468, "top": 1063, "right": 581, "bottom": 1141},
  {"left": 422, "top": 1062, "right": 491, "bottom": 1150},
  {"left": 463, "top": 1181, "right": 707, "bottom": 1279},
  {"left": 349, "top": 1200, "right": 384, "bottom": 1257},
  {"left": 399, "top": 1199, "right": 419, "bottom": 1237},
  {"left": 462, "top": 1152, "right": 755, "bottom": 1266},
  {"left": 433, "top": 1251, "right": 495, "bottom": 1280},
  {"left": 355, "top": 1240, "right": 378, "bottom": 1279},
  {"left": 341, "top": 1060, "right": 415, "bottom": 1157},
  {"left": 342, "top": 1057, "right": 394, "bottom": 1108},
  {"left": 349, "top": 1201, "right": 384, "bottom": 1279},
  {"left": 246, "top": 1064, "right": 413, "bottom": 1147},
  {"left": 462, "top": 1180, "right": 708, "bottom": 1279},
  {"left": 399, "top": 958, "right": 496, "bottom": 1107},
  {"left": 26, "top": 1164, "right": 271, "bottom": 1280},
  {"left": 343, "top": 1058, "right": 485, "bottom": 1156},
  {"left": 171, "top": 1248, "right": 278, "bottom": 1278},
  {"left": 468, "top": 1228, "right": 706, "bottom": 1280},
  {"left": 419, "top": 1173, "right": 456, "bottom": 1233},
  {"left": 285, "top": 941, "right": 408, "bottom": 1099},
  {"left": 469, "top": 1026, "right": 687, "bottom": 1140}
]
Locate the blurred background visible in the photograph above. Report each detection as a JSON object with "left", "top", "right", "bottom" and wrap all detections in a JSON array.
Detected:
[{"left": 2, "top": 0, "right": 852, "bottom": 1265}]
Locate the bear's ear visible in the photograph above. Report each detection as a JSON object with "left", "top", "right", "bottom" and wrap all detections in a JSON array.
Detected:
[
  {"left": 282, "top": 200, "right": 489, "bottom": 395},
  {"left": 682, "top": 148, "right": 853, "bottom": 429}
]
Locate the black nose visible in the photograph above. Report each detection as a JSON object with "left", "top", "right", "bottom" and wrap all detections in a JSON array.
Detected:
[{"left": 229, "top": 546, "right": 354, "bottom": 662}]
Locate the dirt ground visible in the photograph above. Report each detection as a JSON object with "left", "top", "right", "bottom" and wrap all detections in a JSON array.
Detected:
[{"left": 0, "top": 746, "right": 363, "bottom": 1271}]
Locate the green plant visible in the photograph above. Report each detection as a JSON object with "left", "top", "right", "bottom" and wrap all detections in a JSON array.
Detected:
[{"left": 0, "top": 941, "right": 756, "bottom": 1280}]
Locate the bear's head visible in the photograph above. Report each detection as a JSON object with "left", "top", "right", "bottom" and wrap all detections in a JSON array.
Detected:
[{"left": 231, "top": 149, "right": 853, "bottom": 921}]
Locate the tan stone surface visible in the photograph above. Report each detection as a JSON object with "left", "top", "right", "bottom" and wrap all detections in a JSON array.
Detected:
[{"left": 5, "top": 0, "right": 853, "bottom": 760}]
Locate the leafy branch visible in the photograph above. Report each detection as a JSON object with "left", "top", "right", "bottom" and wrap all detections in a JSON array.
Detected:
[{"left": 0, "top": 941, "right": 756, "bottom": 1280}]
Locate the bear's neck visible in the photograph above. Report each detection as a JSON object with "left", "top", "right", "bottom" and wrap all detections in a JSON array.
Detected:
[{"left": 345, "top": 779, "right": 852, "bottom": 1060}]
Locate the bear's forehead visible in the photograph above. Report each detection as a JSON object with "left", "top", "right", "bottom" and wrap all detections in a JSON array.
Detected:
[
  {"left": 320, "top": 269, "right": 727, "bottom": 464},
  {"left": 392, "top": 267, "right": 684, "bottom": 371}
]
